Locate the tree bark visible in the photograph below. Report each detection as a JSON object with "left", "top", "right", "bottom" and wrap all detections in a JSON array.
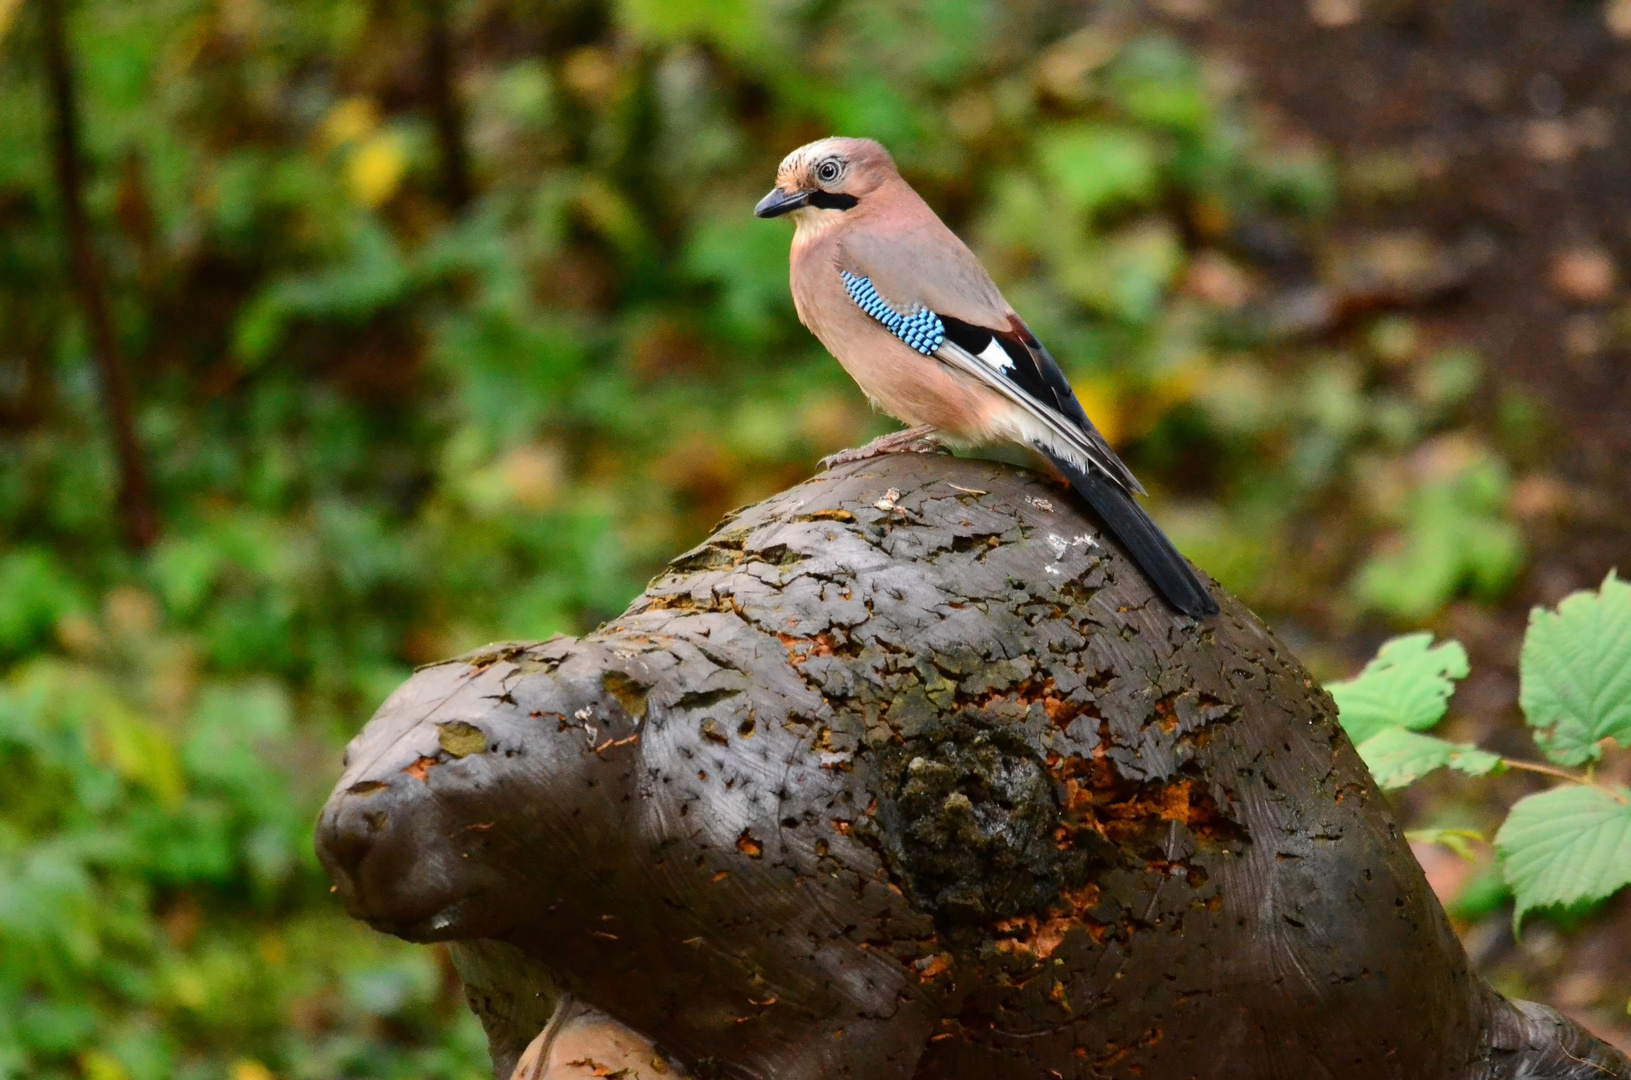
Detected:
[
  {"left": 40, "top": 0, "right": 158, "bottom": 549},
  {"left": 316, "top": 452, "right": 1629, "bottom": 1080}
]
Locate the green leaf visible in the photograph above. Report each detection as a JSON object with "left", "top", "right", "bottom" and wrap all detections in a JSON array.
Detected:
[
  {"left": 1519, "top": 570, "right": 1631, "bottom": 766},
  {"left": 1357, "top": 727, "right": 1500, "bottom": 790},
  {"left": 1037, "top": 124, "right": 1159, "bottom": 215},
  {"left": 1352, "top": 452, "right": 1523, "bottom": 621},
  {"left": 1445, "top": 865, "right": 1510, "bottom": 921},
  {"left": 0, "top": 548, "right": 84, "bottom": 656},
  {"left": 232, "top": 219, "right": 409, "bottom": 364},
  {"left": 617, "top": 0, "right": 770, "bottom": 60},
  {"left": 685, "top": 211, "right": 794, "bottom": 343},
  {"left": 1495, "top": 784, "right": 1631, "bottom": 931},
  {"left": 1056, "top": 221, "right": 1184, "bottom": 323},
  {"left": 1405, "top": 828, "right": 1486, "bottom": 862},
  {"left": 1108, "top": 37, "right": 1210, "bottom": 134},
  {"left": 1327, "top": 633, "right": 1469, "bottom": 744},
  {"left": 99, "top": 700, "right": 185, "bottom": 811}
]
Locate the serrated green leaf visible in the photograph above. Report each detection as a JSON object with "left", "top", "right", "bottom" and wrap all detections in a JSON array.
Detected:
[
  {"left": 1357, "top": 727, "right": 1501, "bottom": 790},
  {"left": 1328, "top": 633, "right": 1470, "bottom": 744},
  {"left": 1519, "top": 571, "right": 1631, "bottom": 767},
  {"left": 1494, "top": 784, "right": 1631, "bottom": 931}
]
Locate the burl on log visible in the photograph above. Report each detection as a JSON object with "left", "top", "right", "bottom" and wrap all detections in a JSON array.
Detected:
[{"left": 316, "top": 452, "right": 1628, "bottom": 1080}]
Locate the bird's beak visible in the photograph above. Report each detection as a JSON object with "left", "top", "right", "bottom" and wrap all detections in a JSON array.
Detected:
[{"left": 754, "top": 186, "right": 810, "bottom": 219}]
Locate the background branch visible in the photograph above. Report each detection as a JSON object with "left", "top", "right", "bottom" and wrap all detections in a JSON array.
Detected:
[
  {"left": 425, "top": 0, "right": 470, "bottom": 213},
  {"left": 40, "top": 0, "right": 158, "bottom": 548}
]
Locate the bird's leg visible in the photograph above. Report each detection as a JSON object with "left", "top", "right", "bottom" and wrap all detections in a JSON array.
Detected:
[{"left": 819, "top": 425, "right": 942, "bottom": 470}]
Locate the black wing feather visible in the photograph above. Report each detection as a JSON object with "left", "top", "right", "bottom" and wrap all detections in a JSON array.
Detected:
[
  {"left": 1040, "top": 448, "right": 1219, "bottom": 618},
  {"left": 938, "top": 315, "right": 993, "bottom": 356},
  {"left": 840, "top": 275, "right": 1211, "bottom": 614},
  {"left": 939, "top": 314, "right": 1143, "bottom": 495},
  {"left": 936, "top": 311, "right": 1213, "bottom": 616},
  {"left": 1007, "top": 317, "right": 1091, "bottom": 429}
]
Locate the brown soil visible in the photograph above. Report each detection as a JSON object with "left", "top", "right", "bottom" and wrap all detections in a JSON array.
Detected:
[
  {"left": 1172, "top": 0, "right": 1631, "bottom": 594},
  {"left": 1162, "top": 0, "right": 1631, "bottom": 1049}
]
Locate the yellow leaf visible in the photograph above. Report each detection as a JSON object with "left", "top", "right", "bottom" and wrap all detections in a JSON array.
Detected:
[
  {"left": 0, "top": 0, "right": 24, "bottom": 43},
  {"left": 576, "top": 176, "right": 645, "bottom": 254},
  {"left": 231, "top": 1061, "right": 277, "bottom": 1080},
  {"left": 1151, "top": 358, "right": 1208, "bottom": 411},
  {"left": 219, "top": 0, "right": 261, "bottom": 39},
  {"left": 1073, "top": 379, "right": 1122, "bottom": 447},
  {"left": 347, "top": 134, "right": 407, "bottom": 208},
  {"left": 81, "top": 1051, "right": 131, "bottom": 1080},
  {"left": 169, "top": 966, "right": 208, "bottom": 1009},
  {"left": 98, "top": 702, "right": 186, "bottom": 810},
  {"left": 561, "top": 46, "right": 620, "bottom": 101},
  {"left": 321, "top": 97, "right": 379, "bottom": 148},
  {"left": 28, "top": 659, "right": 186, "bottom": 810}
]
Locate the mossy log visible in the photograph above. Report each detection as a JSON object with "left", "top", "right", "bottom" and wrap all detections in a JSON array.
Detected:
[{"left": 315, "top": 452, "right": 1628, "bottom": 1080}]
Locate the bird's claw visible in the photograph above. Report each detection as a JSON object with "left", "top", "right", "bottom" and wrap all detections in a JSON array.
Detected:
[{"left": 819, "top": 426, "right": 942, "bottom": 470}]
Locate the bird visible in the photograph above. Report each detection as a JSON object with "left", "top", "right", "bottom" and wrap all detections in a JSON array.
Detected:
[{"left": 753, "top": 136, "right": 1218, "bottom": 618}]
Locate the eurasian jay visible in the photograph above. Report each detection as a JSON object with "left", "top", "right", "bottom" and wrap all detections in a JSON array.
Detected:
[{"left": 755, "top": 137, "right": 1218, "bottom": 618}]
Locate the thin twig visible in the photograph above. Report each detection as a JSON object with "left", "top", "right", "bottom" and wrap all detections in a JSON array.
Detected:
[
  {"left": 1501, "top": 757, "right": 1631, "bottom": 804},
  {"left": 40, "top": 0, "right": 158, "bottom": 548}
]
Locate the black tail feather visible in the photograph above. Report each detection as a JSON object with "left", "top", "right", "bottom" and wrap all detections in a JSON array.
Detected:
[{"left": 1041, "top": 450, "right": 1218, "bottom": 618}]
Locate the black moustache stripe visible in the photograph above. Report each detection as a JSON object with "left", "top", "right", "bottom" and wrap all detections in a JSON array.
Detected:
[{"left": 807, "top": 191, "right": 859, "bottom": 210}]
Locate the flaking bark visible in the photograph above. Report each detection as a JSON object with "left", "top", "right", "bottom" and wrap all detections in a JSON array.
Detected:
[{"left": 316, "top": 452, "right": 1629, "bottom": 1080}]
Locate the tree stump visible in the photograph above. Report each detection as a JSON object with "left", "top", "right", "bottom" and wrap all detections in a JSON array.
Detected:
[{"left": 315, "top": 452, "right": 1629, "bottom": 1080}]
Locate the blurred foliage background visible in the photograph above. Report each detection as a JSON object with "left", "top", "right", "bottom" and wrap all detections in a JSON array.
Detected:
[{"left": 0, "top": 0, "right": 1623, "bottom": 1076}]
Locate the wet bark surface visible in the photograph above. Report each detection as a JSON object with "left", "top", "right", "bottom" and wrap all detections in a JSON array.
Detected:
[{"left": 315, "top": 452, "right": 1628, "bottom": 1080}]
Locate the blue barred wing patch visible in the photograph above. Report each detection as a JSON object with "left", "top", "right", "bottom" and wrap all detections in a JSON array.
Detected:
[{"left": 840, "top": 272, "right": 944, "bottom": 356}]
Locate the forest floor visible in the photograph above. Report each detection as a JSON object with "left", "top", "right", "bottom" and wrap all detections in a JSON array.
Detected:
[{"left": 1162, "top": 0, "right": 1631, "bottom": 1047}]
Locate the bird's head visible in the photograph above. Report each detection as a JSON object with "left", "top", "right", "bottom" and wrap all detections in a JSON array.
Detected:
[{"left": 754, "top": 137, "right": 895, "bottom": 220}]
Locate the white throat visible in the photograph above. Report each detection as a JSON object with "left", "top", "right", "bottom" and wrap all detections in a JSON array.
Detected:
[{"left": 789, "top": 204, "right": 848, "bottom": 244}]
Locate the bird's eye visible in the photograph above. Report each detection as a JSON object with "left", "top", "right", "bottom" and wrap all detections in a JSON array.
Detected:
[{"left": 816, "top": 160, "right": 841, "bottom": 183}]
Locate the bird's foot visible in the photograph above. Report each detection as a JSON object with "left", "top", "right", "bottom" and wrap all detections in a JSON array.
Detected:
[{"left": 819, "top": 426, "right": 942, "bottom": 471}]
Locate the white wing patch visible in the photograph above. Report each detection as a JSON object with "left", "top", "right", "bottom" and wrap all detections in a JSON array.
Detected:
[
  {"left": 935, "top": 338, "right": 1139, "bottom": 493},
  {"left": 975, "top": 338, "right": 1014, "bottom": 371}
]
